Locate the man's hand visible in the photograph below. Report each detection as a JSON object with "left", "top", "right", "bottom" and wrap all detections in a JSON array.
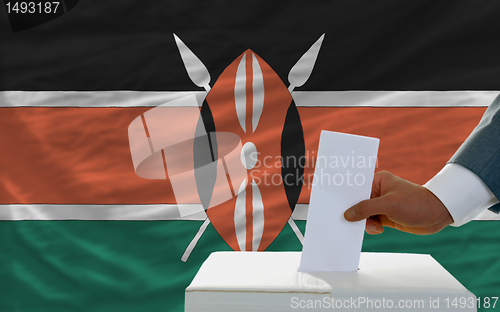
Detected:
[{"left": 344, "top": 171, "right": 454, "bottom": 235}]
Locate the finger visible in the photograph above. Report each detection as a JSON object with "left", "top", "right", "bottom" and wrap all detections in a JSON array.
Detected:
[
  {"left": 365, "top": 217, "right": 383, "bottom": 234},
  {"left": 377, "top": 215, "right": 396, "bottom": 229},
  {"left": 370, "top": 172, "right": 383, "bottom": 198},
  {"left": 370, "top": 171, "right": 395, "bottom": 199},
  {"left": 344, "top": 196, "right": 390, "bottom": 222}
]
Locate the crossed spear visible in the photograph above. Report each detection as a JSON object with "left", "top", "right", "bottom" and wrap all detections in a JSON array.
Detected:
[{"left": 174, "top": 33, "right": 325, "bottom": 261}]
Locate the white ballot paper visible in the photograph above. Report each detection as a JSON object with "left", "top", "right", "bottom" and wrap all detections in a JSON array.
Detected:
[{"left": 299, "top": 131, "right": 379, "bottom": 272}]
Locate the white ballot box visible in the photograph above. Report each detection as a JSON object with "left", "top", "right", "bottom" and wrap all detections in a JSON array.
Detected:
[{"left": 185, "top": 252, "right": 476, "bottom": 312}]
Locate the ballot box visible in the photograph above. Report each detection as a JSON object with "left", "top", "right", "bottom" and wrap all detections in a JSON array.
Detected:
[{"left": 185, "top": 252, "right": 476, "bottom": 312}]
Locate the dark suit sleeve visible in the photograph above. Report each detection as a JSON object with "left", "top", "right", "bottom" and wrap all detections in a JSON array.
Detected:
[{"left": 449, "top": 94, "right": 500, "bottom": 213}]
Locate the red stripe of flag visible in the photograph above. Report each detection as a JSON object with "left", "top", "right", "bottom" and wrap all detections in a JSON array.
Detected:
[{"left": 0, "top": 106, "right": 485, "bottom": 205}]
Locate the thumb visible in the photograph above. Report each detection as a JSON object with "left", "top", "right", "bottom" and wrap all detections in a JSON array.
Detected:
[{"left": 344, "top": 196, "right": 389, "bottom": 222}]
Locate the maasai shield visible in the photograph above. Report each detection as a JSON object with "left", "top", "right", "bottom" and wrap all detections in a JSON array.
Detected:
[{"left": 196, "top": 50, "right": 305, "bottom": 251}]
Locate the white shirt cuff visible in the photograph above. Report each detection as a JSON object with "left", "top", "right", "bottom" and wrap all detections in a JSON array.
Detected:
[{"left": 423, "top": 163, "right": 499, "bottom": 227}]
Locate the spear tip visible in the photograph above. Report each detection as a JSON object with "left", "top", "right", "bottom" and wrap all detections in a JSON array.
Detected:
[
  {"left": 173, "top": 33, "right": 211, "bottom": 93},
  {"left": 288, "top": 33, "right": 325, "bottom": 93}
]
